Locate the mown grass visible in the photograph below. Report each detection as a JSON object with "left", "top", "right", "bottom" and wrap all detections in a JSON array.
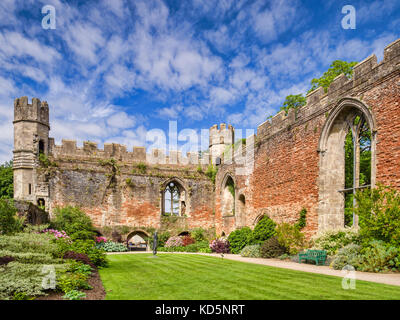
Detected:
[{"left": 99, "top": 253, "right": 400, "bottom": 300}]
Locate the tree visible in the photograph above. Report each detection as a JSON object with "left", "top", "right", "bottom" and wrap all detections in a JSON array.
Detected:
[
  {"left": 0, "top": 199, "right": 23, "bottom": 235},
  {"left": 280, "top": 94, "right": 306, "bottom": 115},
  {"left": 309, "top": 60, "right": 358, "bottom": 93},
  {"left": 355, "top": 185, "right": 400, "bottom": 248},
  {"left": 0, "top": 160, "right": 13, "bottom": 199}
]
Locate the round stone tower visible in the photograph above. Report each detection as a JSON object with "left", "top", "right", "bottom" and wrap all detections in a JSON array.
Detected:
[
  {"left": 13, "top": 96, "right": 50, "bottom": 203},
  {"left": 209, "top": 123, "right": 234, "bottom": 164}
]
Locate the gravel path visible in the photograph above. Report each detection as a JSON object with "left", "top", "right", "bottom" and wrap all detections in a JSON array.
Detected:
[{"left": 108, "top": 251, "right": 400, "bottom": 287}]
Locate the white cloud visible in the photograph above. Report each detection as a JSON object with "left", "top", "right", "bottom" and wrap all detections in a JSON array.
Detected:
[
  {"left": 107, "top": 112, "right": 136, "bottom": 129},
  {"left": 63, "top": 23, "right": 105, "bottom": 65},
  {"left": 0, "top": 31, "right": 61, "bottom": 64}
]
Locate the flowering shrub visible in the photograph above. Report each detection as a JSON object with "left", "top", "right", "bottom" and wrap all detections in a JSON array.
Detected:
[
  {"left": 165, "top": 236, "right": 184, "bottom": 248},
  {"left": 182, "top": 235, "right": 195, "bottom": 246},
  {"left": 42, "top": 229, "right": 71, "bottom": 241},
  {"left": 311, "top": 227, "right": 360, "bottom": 255},
  {"left": 209, "top": 238, "right": 230, "bottom": 253},
  {"left": 95, "top": 236, "right": 107, "bottom": 243}
]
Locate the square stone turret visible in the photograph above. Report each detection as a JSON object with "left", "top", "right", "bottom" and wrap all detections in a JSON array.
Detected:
[
  {"left": 13, "top": 97, "right": 50, "bottom": 205},
  {"left": 209, "top": 123, "right": 234, "bottom": 164}
]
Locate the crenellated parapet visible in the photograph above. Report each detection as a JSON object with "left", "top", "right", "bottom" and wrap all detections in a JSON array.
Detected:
[
  {"left": 14, "top": 96, "right": 49, "bottom": 128},
  {"left": 49, "top": 139, "right": 211, "bottom": 166},
  {"left": 257, "top": 38, "right": 400, "bottom": 140}
]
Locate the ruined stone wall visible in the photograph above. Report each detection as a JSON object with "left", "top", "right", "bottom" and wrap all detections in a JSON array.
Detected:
[
  {"left": 215, "top": 38, "right": 400, "bottom": 237},
  {"left": 14, "top": 38, "right": 400, "bottom": 239},
  {"left": 41, "top": 156, "right": 215, "bottom": 235}
]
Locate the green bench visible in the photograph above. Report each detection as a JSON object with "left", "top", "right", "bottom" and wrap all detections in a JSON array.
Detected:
[{"left": 298, "top": 250, "right": 327, "bottom": 266}]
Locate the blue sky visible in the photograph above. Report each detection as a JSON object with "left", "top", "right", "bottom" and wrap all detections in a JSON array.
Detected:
[{"left": 0, "top": 0, "right": 399, "bottom": 162}]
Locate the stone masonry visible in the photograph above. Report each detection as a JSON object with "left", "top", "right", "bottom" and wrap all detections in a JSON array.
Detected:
[{"left": 13, "top": 38, "right": 400, "bottom": 238}]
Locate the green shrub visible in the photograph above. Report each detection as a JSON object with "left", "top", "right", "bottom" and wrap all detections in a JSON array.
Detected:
[
  {"left": 357, "top": 240, "right": 400, "bottom": 273},
  {"left": 67, "top": 260, "right": 93, "bottom": 277},
  {"left": 275, "top": 223, "right": 306, "bottom": 255},
  {"left": 198, "top": 247, "right": 212, "bottom": 253},
  {"left": 311, "top": 227, "right": 360, "bottom": 255},
  {"left": 13, "top": 292, "right": 35, "bottom": 300},
  {"left": 248, "top": 216, "right": 276, "bottom": 245},
  {"left": 63, "top": 290, "right": 86, "bottom": 300},
  {"left": 0, "top": 249, "right": 63, "bottom": 264},
  {"left": 240, "top": 245, "right": 261, "bottom": 258},
  {"left": 331, "top": 243, "right": 362, "bottom": 270},
  {"left": 96, "top": 240, "right": 128, "bottom": 252},
  {"left": 228, "top": 227, "right": 252, "bottom": 254},
  {"left": 0, "top": 261, "right": 67, "bottom": 300},
  {"left": 355, "top": 185, "right": 400, "bottom": 248},
  {"left": 260, "top": 236, "right": 287, "bottom": 258},
  {"left": 0, "top": 199, "right": 24, "bottom": 235},
  {"left": 191, "top": 228, "right": 207, "bottom": 242},
  {"left": 50, "top": 206, "right": 96, "bottom": 240},
  {"left": 157, "top": 231, "right": 170, "bottom": 247},
  {"left": 278, "top": 253, "right": 291, "bottom": 260},
  {"left": 157, "top": 241, "right": 210, "bottom": 253},
  {"left": 55, "top": 239, "right": 107, "bottom": 267},
  {"left": 0, "top": 232, "right": 58, "bottom": 255},
  {"left": 57, "top": 272, "right": 92, "bottom": 293}
]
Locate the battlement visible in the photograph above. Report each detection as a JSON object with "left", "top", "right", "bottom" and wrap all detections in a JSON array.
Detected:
[
  {"left": 14, "top": 96, "right": 49, "bottom": 127},
  {"left": 49, "top": 139, "right": 211, "bottom": 166},
  {"left": 257, "top": 37, "right": 400, "bottom": 139},
  {"left": 209, "top": 123, "right": 234, "bottom": 146}
]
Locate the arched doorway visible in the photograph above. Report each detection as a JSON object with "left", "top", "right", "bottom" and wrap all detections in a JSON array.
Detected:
[
  {"left": 127, "top": 230, "right": 150, "bottom": 251},
  {"left": 318, "top": 98, "right": 376, "bottom": 231}
]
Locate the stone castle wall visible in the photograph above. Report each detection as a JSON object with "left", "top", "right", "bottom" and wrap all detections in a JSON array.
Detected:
[
  {"left": 13, "top": 38, "right": 400, "bottom": 238},
  {"left": 214, "top": 38, "right": 400, "bottom": 237}
]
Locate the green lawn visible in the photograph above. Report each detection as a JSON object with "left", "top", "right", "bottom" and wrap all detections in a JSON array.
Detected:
[{"left": 99, "top": 253, "right": 400, "bottom": 300}]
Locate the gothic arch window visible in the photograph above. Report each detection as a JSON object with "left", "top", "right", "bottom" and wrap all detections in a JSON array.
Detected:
[
  {"left": 162, "top": 180, "right": 186, "bottom": 216},
  {"left": 318, "top": 98, "right": 376, "bottom": 231}
]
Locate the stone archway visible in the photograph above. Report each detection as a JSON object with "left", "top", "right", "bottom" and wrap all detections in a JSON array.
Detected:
[
  {"left": 221, "top": 174, "right": 235, "bottom": 217},
  {"left": 126, "top": 230, "right": 150, "bottom": 251},
  {"left": 318, "top": 98, "right": 376, "bottom": 231}
]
